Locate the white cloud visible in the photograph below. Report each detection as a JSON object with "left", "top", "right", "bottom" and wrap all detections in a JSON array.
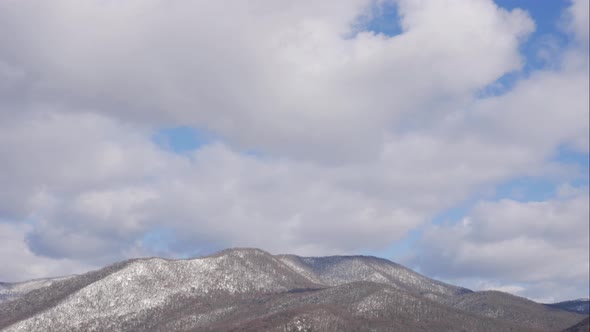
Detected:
[
  {"left": 0, "top": 111, "right": 168, "bottom": 219},
  {"left": 470, "top": 57, "right": 589, "bottom": 154},
  {"left": 0, "top": 108, "right": 579, "bottom": 265},
  {"left": 0, "top": 0, "right": 587, "bottom": 302},
  {"left": 0, "top": 0, "right": 534, "bottom": 161},
  {"left": 475, "top": 282, "right": 526, "bottom": 295},
  {"left": 415, "top": 191, "right": 589, "bottom": 301},
  {"left": 564, "top": 0, "right": 589, "bottom": 44}
]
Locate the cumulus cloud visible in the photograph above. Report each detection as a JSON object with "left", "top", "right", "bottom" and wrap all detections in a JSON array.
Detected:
[
  {"left": 0, "top": 0, "right": 535, "bottom": 161},
  {"left": 564, "top": 0, "right": 589, "bottom": 44},
  {"left": 0, "top": 110, "right": 566, "bottom": 264},
  {"left": 415, "top": 189, "right": 589, "bottom": 301},
  {"left": 0, "top": 111, "right": 168, "bottom": 219},
  {"left": 0, "top": 0, "right": 587, "bottom": 301}
]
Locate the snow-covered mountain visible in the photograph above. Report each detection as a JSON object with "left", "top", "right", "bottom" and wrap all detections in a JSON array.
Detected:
[
  {"left": 0, "top": 276, "right": 73, "bottom": 304},
  {"left": 0, "top": 248, "right": 586, "bottom": 331},
  {"left": 277, "top": 254, "right": 470, "bottom": 301}
]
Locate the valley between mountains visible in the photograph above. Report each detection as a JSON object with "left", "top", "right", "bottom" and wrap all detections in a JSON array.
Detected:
[{"left": 0, "top": 248, "right": 588, "bottom": 331}]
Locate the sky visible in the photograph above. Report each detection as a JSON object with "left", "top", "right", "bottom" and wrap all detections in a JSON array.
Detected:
[{"left": 0, "top": 0, "right": 588, "bottom": 303}]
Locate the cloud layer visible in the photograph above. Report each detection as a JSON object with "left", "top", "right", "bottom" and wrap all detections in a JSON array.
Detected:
[
  {"left": 415, "top": 186, "right": 589, "bottom": 302},
  {"left": 0, "top": 0, "right": 587, "bottom": 301}
]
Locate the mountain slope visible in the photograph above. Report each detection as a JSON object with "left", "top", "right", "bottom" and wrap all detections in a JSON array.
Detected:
[
  {"left": 0, "top": 260, "right": 134, "bottom": 329},
  {"left": 191, "top": 282, "right": 533, "bottom": 332},
  {"left": 0, "top": 248, "right": 586, "bottom": 332},
  {"left": 547, "top": 299, "right": 590, "bottom": 315},
  {"left": 0, "top": 276, "right": 73, "bottom": 304},
  {"left": 1, "top": 249, "right": 318, "bottom": 332},
  {"left": 446, "top": 290, "right": 585, "bottom": 331},
  {"left": 562, "top": 316, "right": 590, "bottom": 332},
  {"left": 278, "top": 254, "right": 470, "bottom": 301}
]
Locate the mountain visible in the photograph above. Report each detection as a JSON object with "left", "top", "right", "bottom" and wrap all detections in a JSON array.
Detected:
[
  {"left": 0, "top": 248, "right": 586, "bottom": 331},
  {"left": 563, "top": 317, "right": 590, "bottom": 332},
  {"left": 547, "top": 299, "right": 590, "bottom": 315},
  {"left": 276, "top": 255, "right": 471, "bottom": 302},
  {"left": 446, "top": 291, "right": 586, "bottom": 331},
  {"left": 0, "top": 276, "right": 73, "bottom": 304}
]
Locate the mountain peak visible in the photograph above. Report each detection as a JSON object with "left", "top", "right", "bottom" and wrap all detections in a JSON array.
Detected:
[
  {"left": 212, "top": 247, "right": 272, "bottom": 258},
  {"left": 0, "top": 248, "right": 586, "bottom": 332}
]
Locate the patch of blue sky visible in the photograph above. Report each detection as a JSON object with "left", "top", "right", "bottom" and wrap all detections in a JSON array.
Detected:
[
  {"left": 152, "top": 126, "right": 214, "bottom": 154},
  {"left": 496, "top": 0, "right": 572, "bottom": 63},
  {"left": 350, "top": 0, "right": 401, "bottom": 38},
  {"left": 364, "top": 0, "right": 402, "bottom": 37},
  {"left": 551, "top": 144, "right": 590, "bottom": 187},
  {"left": 431, "top": 197, "right": 483, "bottom": 226},
  {"left": 478, "top": 0, "right": 572, "bottom": 97},
  {"left": 141, "top": 226, "right": 224, "bottom": 259},
  {"left": 477, "top": 71, "right": 523, "bottom": 98},
  {"left": 495, "top": 1, "right": 570, "bottom": 36},
  {"left": 429, "top": 145, "right": 589, "bottom": 228},
  {"left": 363, "top": 228, "right": 422, "bottom": 263},
  {"left": 141, "top": 226, "right": 177, "bottom": 255},
  {"left": 493, "top": 176, "right": 560, "bottom": 202},
  {"left": 553, "top": 144, "right": 590, "bottom": 168},
  {"left": 152, "top": 126, "right": 272, "bottom": 160}
]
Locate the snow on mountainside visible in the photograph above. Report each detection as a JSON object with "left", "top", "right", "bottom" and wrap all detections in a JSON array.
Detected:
[
  {"left": 0, "top": 248, "right": 586, "bottom": 332},
  {"left": 0, "top": 276, "right": 73, "bottom": 304},
  {"left": 1, "top": 249, "right": 317, "bottom": 332},
  {"left": 278, "top": 254, "right": 470, "bottom": 301}
]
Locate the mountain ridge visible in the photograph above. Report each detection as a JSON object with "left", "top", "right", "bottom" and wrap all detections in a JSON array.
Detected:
[
  {"left": 0, "top": 248, "right": 586, "bottom": 331},
  {"left": 546, "top": 299, "right": 590, "bottom": 315}
]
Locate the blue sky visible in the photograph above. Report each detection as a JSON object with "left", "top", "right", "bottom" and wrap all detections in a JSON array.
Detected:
[
  {"left": 0, "top": 0, "right": 588, "bottom": 302},
  {"left": 153, "top": 127, "right": 214, "bottom": 153}
]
